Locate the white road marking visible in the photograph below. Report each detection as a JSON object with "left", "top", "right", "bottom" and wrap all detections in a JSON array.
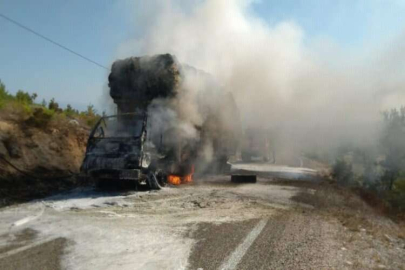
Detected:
[
  {"left": 11, "top": 203, "right": 45, "bottom": 227},
  {"left": 219, "top": 218, "right": 268, "bottom": 270},
  {"left": 0, "top": 237, "right": 58, "bottom": 260}
]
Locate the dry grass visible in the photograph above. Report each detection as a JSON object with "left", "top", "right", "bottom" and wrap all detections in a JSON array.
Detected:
[
  {"left": 289, "top": 180, "right": 405, "bottom": 269},
  {"left": 290, "top": 181, "right": 405, "bottom": 237}
]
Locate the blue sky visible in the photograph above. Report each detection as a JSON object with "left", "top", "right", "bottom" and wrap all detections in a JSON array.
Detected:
[
  {"left": 253, "top": 0, "right": 405, "bottom": 47},
  {"left": 1, "top": 0, "right": 405, "bottom": 111}
]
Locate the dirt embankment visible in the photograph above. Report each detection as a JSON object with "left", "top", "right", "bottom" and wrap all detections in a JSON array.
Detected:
[{"left": 0, "top": 115, "right": 89, "bottom": 205}]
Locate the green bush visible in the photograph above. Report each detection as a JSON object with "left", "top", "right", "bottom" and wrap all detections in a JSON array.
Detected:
[
  {"left": 64, "top": 104, "right": 78, "bottom": 117},
  {"left": 381, "top": 107, "right": 405, "bottom": 190},
  {"left": 0, "top": 80, "right": 14, "bottom": 108},
  {"left": 385, "top": 191, "right": 405, "bottom": 213},
  {"left": 15, "top": 90, "right": 37, "bottom": 105},
  {"left": 0, "top": 84, "right": 36, "bottom": 114},
  {"left": 1, "top": 79, "right": 100, "bottom": 129},
  {"left": 48, "top": 98, "right": 63, "bottom": 113},
  {"left": 25, "top": 107, "right": 55, "bottom": 128},
  {"left": 393, "top": 176, "right": 405, "bottom": 192},
  {"left": 332, "top": 159, "right": 355, "bottom": 186},
  {"left": 86, "top": 116, "right": 100, "bottom": 128}
]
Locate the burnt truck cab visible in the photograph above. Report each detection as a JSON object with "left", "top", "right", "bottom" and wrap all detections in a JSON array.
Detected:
[{"left": 80, "top": 113, "right": 164, "bottom": 189}]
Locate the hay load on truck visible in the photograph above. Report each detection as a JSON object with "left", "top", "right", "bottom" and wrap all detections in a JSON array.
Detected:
[{"left": 80, "top": 54, "right": 241, "bottom": 189}]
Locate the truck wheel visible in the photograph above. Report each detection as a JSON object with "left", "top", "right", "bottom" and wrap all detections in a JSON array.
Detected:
[
  {"left": 147, "top": 172, "right": 162, "bottom": 190},
  {"left": 231, "top": 174, "right": 257, "bottom": 183},
  {"left": 156, "top": 171, "right": 167, "bottom": 187},
  {"left": 96, "top": 179, "right": 109, "bottom": 190},
  {"left": 77, "top": 174, "right": 92, "bottom": 185}
]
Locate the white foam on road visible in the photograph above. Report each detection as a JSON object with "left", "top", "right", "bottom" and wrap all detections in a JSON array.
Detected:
[
  {"left": 59, "top": 222, "right": 192, "bottom": 270},
  {"left": 232, "top": 163, "right": 317, "bottom": 174},
  {"left": 0, "top": 183, "right": 286, "bottom": 270},
  {"left": 43, "top": 188, "right": 136, "bottom": 211},
  {"left": 219, "top": 219, "right": 268, "bottom": 270},
  {"left": 0, "top": 188, "right": 194, "bottom": 270},
  {"left": 1, "top": 204, "right": 193, "bottom": 270},
  {"left": 11, "top": 203, "right": 45, "bottom": 227}
]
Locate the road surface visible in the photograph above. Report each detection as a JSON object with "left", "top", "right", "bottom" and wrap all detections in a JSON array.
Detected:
[{"left": 0, "top": 163, "right": 404, "bottom": 270}]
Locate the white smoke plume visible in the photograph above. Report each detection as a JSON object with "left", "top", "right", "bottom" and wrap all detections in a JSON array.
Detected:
[{"left": 115, "top": 0, "right": 405, "bottom": 161}]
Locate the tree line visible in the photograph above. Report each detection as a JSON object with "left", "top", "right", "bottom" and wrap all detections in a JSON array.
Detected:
[{"left": 0, "top": 79, "right": 100, "bottom": 127}]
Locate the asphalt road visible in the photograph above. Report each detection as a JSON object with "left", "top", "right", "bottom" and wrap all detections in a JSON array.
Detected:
[
  {"left": 0, "top": 162, "right": 403, "bottom": 269},
  {"left": 188, "top": 210, "right": 340, "bottom": 270}
]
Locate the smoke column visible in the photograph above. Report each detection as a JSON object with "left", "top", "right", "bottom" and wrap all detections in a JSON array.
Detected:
[{"left": 115, "top": 0, "right": 405, "bottom": 162}]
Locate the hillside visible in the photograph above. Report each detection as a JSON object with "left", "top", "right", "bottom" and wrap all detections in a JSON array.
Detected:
[{"left": 0, "top": 81, "right": 97, "bottom": 205}]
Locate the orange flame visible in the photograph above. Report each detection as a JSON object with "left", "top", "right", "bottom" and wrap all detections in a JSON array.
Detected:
[
  {"left": 183, "top": 174, "right": 193, "bottom": 183},
  {"left": 167, "top": 175, "right": 182, "bottom": 185},
  {"left": 167, "top": 165, "right": 194, "bottom": 185}
]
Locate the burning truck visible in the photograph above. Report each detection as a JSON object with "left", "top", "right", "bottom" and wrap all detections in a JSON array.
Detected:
[{"left": 80, "top": 54, "right": 241, "bottom": 189}]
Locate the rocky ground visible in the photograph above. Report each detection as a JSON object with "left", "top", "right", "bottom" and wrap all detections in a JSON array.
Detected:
[
  {"left": 0, "top": 168, "right": 404, "bottom": 270},
  {"left": 0, "top": 116, "right": 89, "bottom": 206}
]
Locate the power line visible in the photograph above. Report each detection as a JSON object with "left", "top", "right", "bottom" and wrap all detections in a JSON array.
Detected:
[{"left": 0, "top": 12, "right": 109, "bottom": 70}]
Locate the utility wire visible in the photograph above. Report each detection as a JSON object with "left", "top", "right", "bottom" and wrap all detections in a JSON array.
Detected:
[{"left": 0, "top": 12, "right": 109, "bottom": 70}]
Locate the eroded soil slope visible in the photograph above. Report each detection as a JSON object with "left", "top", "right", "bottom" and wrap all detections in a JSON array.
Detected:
[{"left": 0, "top": 115, "right": 89, "bottom": 205}]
